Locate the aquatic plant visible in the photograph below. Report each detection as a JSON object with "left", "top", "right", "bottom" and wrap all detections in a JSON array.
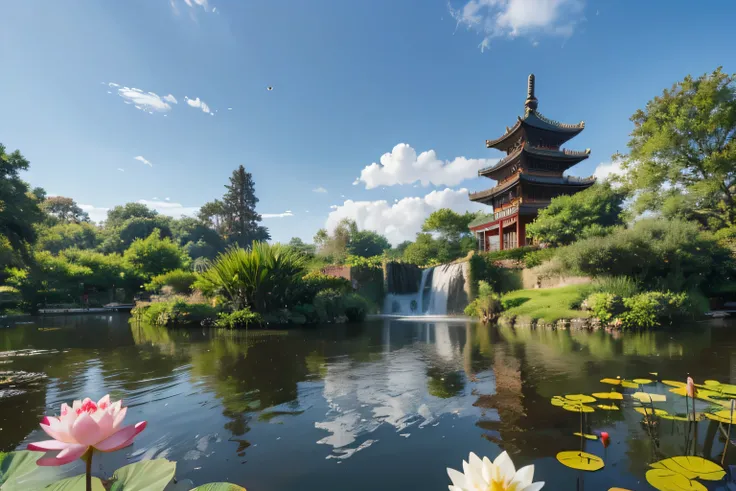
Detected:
[{"left": 447, "top": 451, "right": 544, "bottom": 491}]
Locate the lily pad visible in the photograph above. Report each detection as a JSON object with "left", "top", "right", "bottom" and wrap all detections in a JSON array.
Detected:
[
  {"left": 597, "top": 404, "right": 620, "bottom": 410},
  {"left": 573, "top": 432, "right": 598, "bottom": 440},
  {"left": 565, "top": 394, "right": 597, "bottom": 403},
  {"left": 556, "top": 451, "right": 605, "bottom": 471},
  {"left": 633, "top": 378, "right": 653, "bottom": 385},
  {"left": 704, "top": 380, "right": 721, "bottom": 387},
  {"left": 621, "top": 381, "right": 640, "bottom": 389},
  {"left": 634, "top": 407, "right": 668, "bottom": 417},
  {"left": 563, "top": 404, "right": 594, "bottom": 413},
  {"left": 632, "top": 392, "right": 667, "bottom": 403},
  {"left": 600, "top": 378, "right": 621, "bottom": 385},
  {"left": 110, "top": 459, "right": 177, "bottom": 491},
  {"left": 45, "top": 475, "right": 106, "bottom": 490},
  {"left": 192, "top": 485, "right": 247, "bottom": 491},
  {"left": 593, "top": 392, "right": 624, "bottom": 400},
  {"left": 659, "top": 414, "right": 691, "bottom": 422},
  {"left": 646, "top": 468, "right": 706, "bottom": 491},
  {"left": 662, "top": 380, "right": 686, "bottom": 388},
  {"left": 649, "top": 456, "right": 726, "bottom": 481}
]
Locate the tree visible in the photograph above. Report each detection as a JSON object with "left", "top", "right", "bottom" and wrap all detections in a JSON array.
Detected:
[
  {"left": 105, "top": 202, "right": 158, "bottom": 227},
  {"left": 613, "top": 67, "right": 736, "bottom": 230},
  {"left": 422, "top": 209, "right": 477, "bottom": 243},
  {"left": 526, "top": 183, "right": 627, "bottom": 246},
  {"left": 286, "top": 237, "right": 317, "bottom": 257},
  {"left": 170, "top": 217, "right": 225, "bottom": 260},
  {"left": 41, "top": 196, "right": 89, "bottom": 224},
  {"left": 37, "top": 222, "right": 101, "bottom": 254},
  {"left": 314, "top": 219, "right": 390, "bottom": 261},
  {"left": 348, "top": 230, "right": 390, "bottom": 257},
  {"left": 123, "top": 229, "right": 190, "bottom": 279},
  {"left": 221, "top": 166, "right": 270, "bottom": 247},
  {"left": 198, "top": 200, "right": 228, "bottom": 235},
  {"left": 0, "top": 144, "right": 44, "bottom": 259},
  {"left": 402, "top": 233, "right": 453, "bottom": 266}
]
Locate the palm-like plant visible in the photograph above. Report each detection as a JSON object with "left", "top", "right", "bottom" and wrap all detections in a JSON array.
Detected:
[{"left": 195, "top": 242, "right": 307, "bottom": 313}]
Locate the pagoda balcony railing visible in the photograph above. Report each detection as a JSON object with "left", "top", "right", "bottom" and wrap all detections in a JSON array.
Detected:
[{"left": 493, "top": 205, "right": 518, "bottom": 221}]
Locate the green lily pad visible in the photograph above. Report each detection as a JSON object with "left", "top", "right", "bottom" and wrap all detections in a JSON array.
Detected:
[
  {"left": 649, "top": 456, "right": 726, "bottom": 481},
  {"left": 646, "top": 469, "right": 706, "bottom": 491},
  {"left": 556, "top": 451, "right": 604, "bottom": 471}
]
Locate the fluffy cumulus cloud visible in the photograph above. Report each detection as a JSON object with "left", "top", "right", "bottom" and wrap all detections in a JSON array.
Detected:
[
  {"left": 325, "top": 188, "right": 485, "bottom": 245},
  {"left": 450, "top": 0, "right": 585, "bottom": 51},
  {"left": 355, "top": 143, "right": 495, "bottom": 189},
  {"left": 262, "top": 210, "right": 294, "bottom": 218},
  {"left": 137, "top": 199, "right": 199, "bottom": 218},
  {"left": 134, "top": 156, "right": 153, "bottom": 167},
  {"left": 78, "top": 204, "right": 110, "bottom": 224},
  {"left": 185, "top": 96, "right": 211, "bottom": 114},
  {"left": 111, "top": 84, "right": 177, "bottom": 113},
  {"left": 312, "top": 186, "right": 328, "bottom": 193},
  {"left": 594, "top": 161, "right": 625, "bottom": 186}
]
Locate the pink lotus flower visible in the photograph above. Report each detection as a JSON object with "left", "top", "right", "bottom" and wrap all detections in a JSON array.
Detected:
[
  {"left": 27, "top": 395, "right": 146, "bottom": 466},
  {"left": 686, "top": 377, "right": 697, "bottom": 398}
]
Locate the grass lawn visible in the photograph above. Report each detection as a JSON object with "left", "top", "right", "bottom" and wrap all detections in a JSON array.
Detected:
[{"left": 500, "top": 284, "right": 592, "bottom": 323}]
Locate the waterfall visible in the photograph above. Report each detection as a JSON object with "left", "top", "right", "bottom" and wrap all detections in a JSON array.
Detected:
[{"left": 382, "top": 263, "right": 467, "bottom": 316}]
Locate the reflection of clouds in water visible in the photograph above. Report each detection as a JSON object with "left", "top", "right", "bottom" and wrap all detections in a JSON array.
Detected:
[{"left": 312, "top": 323, "right": 492, "bottom": 460}]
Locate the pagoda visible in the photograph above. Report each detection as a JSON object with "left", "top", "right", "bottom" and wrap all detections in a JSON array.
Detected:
[{"left": 468, "top": 74, "right": 595, "bottom": 251}]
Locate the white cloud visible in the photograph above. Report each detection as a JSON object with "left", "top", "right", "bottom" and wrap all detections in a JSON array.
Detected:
[
  {"left": 117, "top": 168, "right": 125, "bottom": 172},
  {"left": 450, "top": 0, "right": 585, "bottom": 51},
  {"left": 185, "top": 96, "right": 211, "bottom": 114},
  {"left": 134, "top": 156, "right": 153, "bottom": 167},
  {"left": 594, "top": 161, "right": 624, "bottom": 186},
  {"left": 313, "top": 186, "right": 328, "bottom": 193},
  {"left": 325, "top": 188, "right": 484, "bottom": 245},
  {"left": 112, "top": 84, "right": 177, "bottom": 113},
  {"left": 262, "top": 211, "right": 295, "bottom": 218},
  {"left": 137, "top": 199, "right": 200, "bottom": 218},
  {"left": 78, "top": 204, "right": 110, "bottom": 224},
  {"left": 356, "top": 143, "right": 495, "bottom": 189}
]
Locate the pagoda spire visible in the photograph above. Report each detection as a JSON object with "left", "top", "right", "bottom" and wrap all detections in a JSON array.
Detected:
[{"left": 524, "top": 74, "right": 538, "bottom": 111}]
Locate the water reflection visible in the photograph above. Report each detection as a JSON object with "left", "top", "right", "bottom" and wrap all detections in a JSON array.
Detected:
[{"left": 2, "top": 315, "right": 736, "bottom": 489}]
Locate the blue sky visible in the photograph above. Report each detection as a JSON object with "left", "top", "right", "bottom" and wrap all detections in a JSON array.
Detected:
[{"left": 2, "top": 0, "right": 734, "bottom": 245}]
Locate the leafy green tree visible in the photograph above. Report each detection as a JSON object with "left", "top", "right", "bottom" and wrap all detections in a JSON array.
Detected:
[
  {"left": 170, "top": 217, "right": 225, "bottom": 260},
  {"left": 613, "top": 67, "right": 736, "bottom": 229},
  {"left": 402, "top": 233, "right": 453, "bottom": 266},
  {"left": 526, "top": 183, "right": 627, "bottom": 246},
  {"left": 62, "top": 249, "right": 141, "bottom": 294},
  {"left": 422, "top": 209, "right": 477, "bottom": 242},
  {"left": 36, "top": 222, "right": 101, "bottom": 254},
  {"left": 40, "top": 196, "right": 90, "bottom": 224},
  {"left": 100, "top": 216, "right": 173, "bottom": 253},
  {"left": 348, "top": 230, "right": 390, "bottom": 257},
  {"left": 286, "top": 237, "right": 317, "bottom": 257},
  {"left": 221, "top": 165, "right": 270, "bottom": 246},
  {"left": 105, "top": 202, "right": 158, "bottom": 227},
  {"left": 197, "top": 199, "right": 228, "bottom": 235},
  {"left": 314, "top": 219, "right": 390, "bottom": 261},
  {"left": 123, "top": 229, "right": 190, "bottom": 279},
  {"left": 0, "top": 144, "right": 44, "bottom": 259}
]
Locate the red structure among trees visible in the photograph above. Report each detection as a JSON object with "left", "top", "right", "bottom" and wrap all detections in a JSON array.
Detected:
[{"left": 469, "top": 74, "right": 595, "bottom": 251}]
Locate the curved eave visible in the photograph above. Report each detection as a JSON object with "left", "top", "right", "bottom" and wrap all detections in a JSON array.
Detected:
[
  {"left": 469, "top": 175, "right": 520, "bottom": 203},
  {"left": 469, "top": 174, "right": 596, "bottom": 203},
  {"left": 524, "top": 110, "right": 585, "bottom": 133},
  {"left": 479, "top": 145, "right": 591, "bottom": 178},
  {"left": 485, "top": 118, "right": 524, "bottom": 150}
]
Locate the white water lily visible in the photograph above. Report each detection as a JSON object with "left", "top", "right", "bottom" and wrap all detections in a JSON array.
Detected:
[{"left": 447, "top": 451, "right": 544, "bottom": 491}]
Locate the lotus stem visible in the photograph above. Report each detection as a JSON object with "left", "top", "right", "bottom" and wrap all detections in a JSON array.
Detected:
[
  {"left": 85, "top": 450, "right": 93, "bottom": 491},
  {"left": 722, "top": 400, "right": 735, "bottom": 466},
  {"left": 579, "top": 407, "right": 583, "bottom": 453}
]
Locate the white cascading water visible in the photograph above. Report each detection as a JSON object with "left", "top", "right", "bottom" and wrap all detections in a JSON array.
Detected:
[{"left": 382, "top": 263, "right": 464, "bottom": 316}]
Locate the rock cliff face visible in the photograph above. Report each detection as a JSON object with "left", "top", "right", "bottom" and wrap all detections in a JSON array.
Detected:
[{"left": 382, "top": 261, "right": 471, "bottom": 315}]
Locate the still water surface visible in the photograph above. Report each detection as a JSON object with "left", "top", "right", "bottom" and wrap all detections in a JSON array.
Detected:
[{"left": 2, "top": 314, "right": 736, "bottom": 490}]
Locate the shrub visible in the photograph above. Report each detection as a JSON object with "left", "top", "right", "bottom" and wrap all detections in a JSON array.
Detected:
[
  {"left": 215, "top": 308, "right": 262, "bottom": 329},
  {"left": 133, "top": 298, "right": 218, "bottom": 326},
  {"left": 584, "top": 292, "right": 623, "bottom": 323},
  {"left": 464, "top": 281, "right": 502, "bottom": 323},
  {"left": 123, "top": 229, "right": 190, "bottom": 279},
  {"left": 194, "top": 242, "right": 307, "bottom": 313},
  {"left": 618, "top": 291, "right": 688, "bottom": 329},
  {"left": 343, "top": 293, "right": 370, "bottom": 322},
  {"left": 484, "top": 246, "right": 537, "bottom": 262},
  {"left": 296, "top": 271, "right": 351, "bottom": 304},
  {"left": 145, "top": 269, "right": 196, "bottom": 294},
  {"left": 523, "top": 247, "right": 557, "bottom": 268},
  {"left": 591, "top": 276, "right": 640, "bottom": 298}
]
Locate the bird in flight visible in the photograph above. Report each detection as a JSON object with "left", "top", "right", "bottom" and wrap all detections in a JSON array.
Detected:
[{"left": 267, "top": 86, "right": 273, "bottom": 91}]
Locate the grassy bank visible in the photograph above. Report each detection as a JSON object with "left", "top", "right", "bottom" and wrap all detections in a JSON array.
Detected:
[{"left": 500, "top": 284, "right": 591, "bottom": 323}]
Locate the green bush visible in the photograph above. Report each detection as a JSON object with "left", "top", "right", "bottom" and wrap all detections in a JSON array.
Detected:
[
  {"left": 312, "top": 289, "right": 370, "bottom": 323},
  {"left": 560, "top": 218, "right": 735, "bottom": 294},
  {"left": 296, "top": 271, "right": 351, "bottom": 304},
  {"left": 464, "top": 281, "right": 502, "bottom": 322},
  {"left": 618, "top": 291, "right": 688, "bottom": 329},
  {"left": 591, "top": 276, "right": 640, "bottom": 298},
  {"left": 145, "top": 269, "right": 196, "bottom": 294},
  {"left": 523, "top": 247, "right": 557, "bottom": 268},
  {"left": 343, "top": 293, "right": 370, "bottom": 322},
  {"left": 194, "top": 242, "right": 307, "bottom": 313},
  {"left": 133, "top": 298, "right": 218, "bottom": 326},
  {"left": 584, "top": 292, "right": 623, "bottom": 323},
  {"left": 215, "top": 308, "right": 262, "bottom": 329},
  {"left": 484, "top": 246, "right": 537, "bottom": 262}
]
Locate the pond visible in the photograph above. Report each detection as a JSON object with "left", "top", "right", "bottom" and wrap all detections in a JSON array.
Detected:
[{"left": 2, "top": 314, "right": 736, "bottom": 490}]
